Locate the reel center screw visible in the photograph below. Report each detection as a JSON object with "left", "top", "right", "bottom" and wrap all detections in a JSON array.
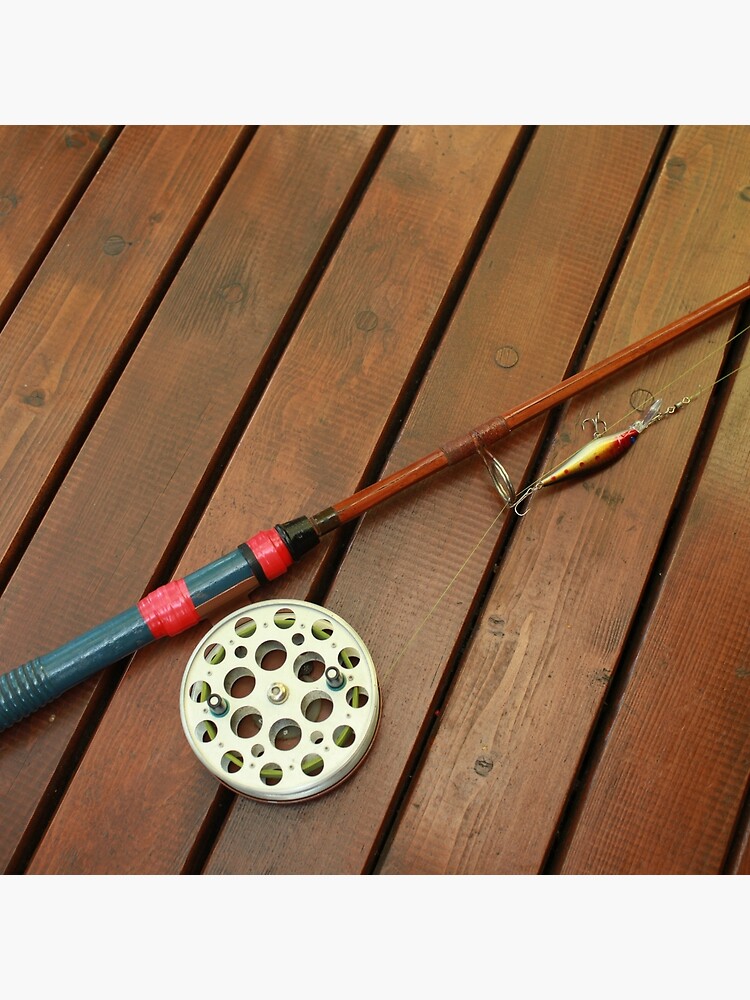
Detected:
[{"left": 268, "top": 681, "right": 289, "bottom": 705}]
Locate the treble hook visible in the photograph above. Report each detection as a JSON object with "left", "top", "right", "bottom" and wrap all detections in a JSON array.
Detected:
[
  {"left": 510, "top": 481, "right": 543, "bottom": 516},
  {"left": 582, "top": 411, "right": 607, "bottom": 438}
]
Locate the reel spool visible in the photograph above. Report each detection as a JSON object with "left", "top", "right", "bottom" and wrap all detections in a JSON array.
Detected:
[{"left": 180, "top": 599, "right": 380, "bottom": 803}]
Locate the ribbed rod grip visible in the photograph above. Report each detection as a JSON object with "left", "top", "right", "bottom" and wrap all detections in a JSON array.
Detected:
[{"left": 0, "top": 658, "right": 55, "bottom": 730}]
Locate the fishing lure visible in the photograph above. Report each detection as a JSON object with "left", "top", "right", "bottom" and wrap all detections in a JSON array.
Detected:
[{"left": 480, "top": 395, "right": 692, "bottom": 515}]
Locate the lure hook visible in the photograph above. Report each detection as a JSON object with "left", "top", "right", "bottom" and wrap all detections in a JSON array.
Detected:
[
  {"left": 511, "top": 481, "right": 543, "bottom": 517},
  {"left": 582, "top": 411, "right": 607, "bottom": 438}
]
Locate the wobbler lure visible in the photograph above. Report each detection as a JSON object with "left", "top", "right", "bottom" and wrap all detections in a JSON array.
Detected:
[
  {"left": 505, "top": 396, "right": 683, "bottom": 514},
  {"left": 1, "top": 280, "right": 749, "bottom": 732},
  {"left": 540, "top": 401, "right": 663, "bottom": 483}
]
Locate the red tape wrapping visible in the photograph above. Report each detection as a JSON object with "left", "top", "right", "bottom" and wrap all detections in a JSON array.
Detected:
[
  {"left": 138, "top": 579, "right": 201, "bottom": 638},
  {"left": 247, "top": 529, "right": 293, "bottom": 580}
]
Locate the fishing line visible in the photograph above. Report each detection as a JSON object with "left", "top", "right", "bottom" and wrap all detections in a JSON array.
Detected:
[
  {"left": 606, "top": 320, "right": 750, "bottom": 433},
  {"left": 507, "top": 322, "right": 750, "bottom": 515},
  {"left": 388, "top": 504, "right": 510, "bottom": 675},
  {"left": 387, "top": 320, "right": 750, "bottom": 663}
]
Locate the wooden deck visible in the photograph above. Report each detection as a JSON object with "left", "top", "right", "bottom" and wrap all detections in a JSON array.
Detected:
[{"left": 0, "top": 124, "right": 748, "bottom": 875}]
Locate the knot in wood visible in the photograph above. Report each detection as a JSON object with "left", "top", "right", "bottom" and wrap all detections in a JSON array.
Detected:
[{"left": 474, "top": 755, "right": 494, "bottom": 777}]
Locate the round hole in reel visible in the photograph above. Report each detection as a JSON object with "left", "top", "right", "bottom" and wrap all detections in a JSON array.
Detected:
[{"left": 180, "top": 599, "right": 381, "bottom": 803}]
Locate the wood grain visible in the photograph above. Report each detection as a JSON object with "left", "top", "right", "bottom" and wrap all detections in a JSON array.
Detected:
[
  {"left": 0, "top": 126, "right": 118, "bottom": 322},
  {"left": 0, "top": 125, "right": 383, "bottom": 873},
  {"left": 378, "top": 126, "right": 750, "bottom": 873},
  {"left": 26, "top": 126, "right": 526, "bottom": 874},
  {"left": 202, "top": 126, "right": 665, "bottom": 874},
  {"left": 555, "top": 347, "right": 750, "bottom": 873},
  {"left": 0, "top": 125, "right": 246, "bottom": 581}
]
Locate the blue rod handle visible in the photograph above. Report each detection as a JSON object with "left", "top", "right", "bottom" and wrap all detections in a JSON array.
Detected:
[
  {"left": 0, "top": 607, "right": 153, "bottom": 732},
  {"left": 0, "top": 524, "right": 312, "bottom": 733}
]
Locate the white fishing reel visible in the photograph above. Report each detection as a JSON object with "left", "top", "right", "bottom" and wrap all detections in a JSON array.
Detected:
[{"left": 180, "top": 599, "right": 380, "bottom": 802}]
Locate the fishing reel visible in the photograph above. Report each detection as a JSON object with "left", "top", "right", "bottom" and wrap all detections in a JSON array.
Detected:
[{"left": 180, "top": 599, "right": 380, "bottom": 802}]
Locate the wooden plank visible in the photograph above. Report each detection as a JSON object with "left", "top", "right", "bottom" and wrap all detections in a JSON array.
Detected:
[
  {"left": 26, "top": 126, "right": 526, "bottom": 874},
  {"left": 0, "top": 125, "right": 246, "bottom": 582},
  {"left": 378, "top": 126, "right": 750, "bottom": 874},
  {"left": 0, "top": 125, "right": 384, "bottom": 873},
  {"left": 555, "top": 360, "right": 750, "bottom": 874},
  {"left": 0, "top": 126, "right": 117, "bottom": 323},
  {"left": 201, "top": 126, "right": 664, "bottom": 874}
]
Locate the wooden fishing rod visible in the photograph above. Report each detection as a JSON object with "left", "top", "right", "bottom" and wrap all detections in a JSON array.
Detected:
[{"left": 1, "top": 279, "right": 749, "bottom": 732}]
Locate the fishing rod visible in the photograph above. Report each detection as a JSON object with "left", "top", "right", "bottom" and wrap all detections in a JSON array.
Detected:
[{"left": 1, "top": 279, "right": 749, "bottom": 734}]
